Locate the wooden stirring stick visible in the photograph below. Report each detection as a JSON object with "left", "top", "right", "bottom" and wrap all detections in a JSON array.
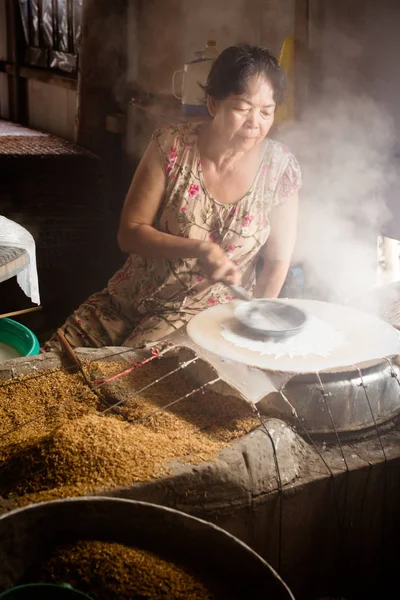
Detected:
[{"left": 0, "top": 306, "right": 43, "bottom": 319}]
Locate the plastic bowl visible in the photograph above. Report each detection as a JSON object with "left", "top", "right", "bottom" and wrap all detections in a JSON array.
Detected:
[
  {"left": 0, "top": 583, "right": 92, "bottom": 599},
  {"left": 0, "top": 318, "right": 40, "bottom": 358}
]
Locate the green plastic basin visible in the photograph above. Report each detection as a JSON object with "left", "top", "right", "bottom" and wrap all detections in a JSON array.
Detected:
[
  {"left": 0, "top": 583, "right": 92, "bottom": 599},
  {"left": 0, "top": 318, "right": 40, "bottom": 358}
]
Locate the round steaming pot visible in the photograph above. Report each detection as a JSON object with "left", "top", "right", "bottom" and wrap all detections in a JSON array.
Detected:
[
  {"left": 181, "top": 352, "right": 400, "bottom": 440},
  {"left": 180, "top": 297, "right": 400, "bottom": 440}
]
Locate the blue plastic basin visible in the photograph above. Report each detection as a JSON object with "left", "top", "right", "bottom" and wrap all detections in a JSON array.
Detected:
[{"left": 0, "top": 318, "right": 40, "bottom": 358}]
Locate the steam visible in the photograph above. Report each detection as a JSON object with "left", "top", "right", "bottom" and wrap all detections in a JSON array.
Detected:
[
  {"left": 181, "top": 0, "right": 256, "bottom": 58},
  {"left": 280, "top": 82, "right": 397, "bottom": 305},
  {"left": 123, "top": 4, "right": 398, "bottom": 317}
]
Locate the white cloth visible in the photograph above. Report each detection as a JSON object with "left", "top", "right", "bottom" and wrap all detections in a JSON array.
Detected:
[{"left": 0, "top": 216, "right": 40, "bottom": 304}]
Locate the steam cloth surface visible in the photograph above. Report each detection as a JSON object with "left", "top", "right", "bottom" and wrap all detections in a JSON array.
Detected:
[
  {"left": 221, "top": 315, "right": 346, "bottom": 358},
  {"left": 0, "top": 216, "right": 40, "bottom": 304}
]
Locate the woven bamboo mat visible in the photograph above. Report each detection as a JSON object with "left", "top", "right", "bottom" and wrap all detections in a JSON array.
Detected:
[
  {"left": 0, "top": 120, "right": 90, "bottom": 157},
  {"left": 0, "top": 246, "right": 28, "bottom": 284},
  {"left": 0, "top": 121, "right": 46, "bottom": 136}
]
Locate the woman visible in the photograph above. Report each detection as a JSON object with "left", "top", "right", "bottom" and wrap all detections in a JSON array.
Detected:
[{"left": 48, "top": 43, "right": 301, "bottom": 350}]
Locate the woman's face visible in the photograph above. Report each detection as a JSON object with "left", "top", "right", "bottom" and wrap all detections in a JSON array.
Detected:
[{"left": 208, "top": 75, "right": 276, "bottom": 151}]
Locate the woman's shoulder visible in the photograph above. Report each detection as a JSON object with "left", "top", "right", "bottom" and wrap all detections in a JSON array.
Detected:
[
  {"left": 265, "top": 138, "right": 302, "bottom": 180},
  {"left": 152, "top": 122, "right": 201, "bottom": 149},
  {"left": 151, "top": 122, "right": 201, "bottom": 176},
  {"left": 263, "top": 139, "right": 302, "bottom": 203},
  {"left": 267, "top": 138, "right": 299, "bottom": 164}
]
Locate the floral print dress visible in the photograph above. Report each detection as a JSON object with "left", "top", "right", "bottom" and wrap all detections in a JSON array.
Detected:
[{"left": 52, "top": 122, "right": 302, "bottom": 349}]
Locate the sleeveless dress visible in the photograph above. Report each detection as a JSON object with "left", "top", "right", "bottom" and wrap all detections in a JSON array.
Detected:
[{"left": 51, "top": 122, "right": 302, "bottom": 349}]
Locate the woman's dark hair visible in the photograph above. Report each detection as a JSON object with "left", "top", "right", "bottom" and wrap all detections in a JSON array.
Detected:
[{"left": 204, "top": 43, "right": 286, "bottom": 106}]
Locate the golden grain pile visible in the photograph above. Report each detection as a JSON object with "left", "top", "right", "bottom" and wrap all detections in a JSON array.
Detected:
[
  {"left": 27, "top": 539, "right": 214, "bottom": 600},
  {"left": 0, "top": 358, "right": 257, "bottom": 505}
]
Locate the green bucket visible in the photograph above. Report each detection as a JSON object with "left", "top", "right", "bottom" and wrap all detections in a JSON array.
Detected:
[
  {"left": 0, "top": 318, "right": 40, "bottom": 358},
  {"left": 0, "top": 584, "right": 92, "bottom": 599}
]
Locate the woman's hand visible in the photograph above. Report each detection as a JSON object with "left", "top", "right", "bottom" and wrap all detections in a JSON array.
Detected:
[{"left": 197, "top": 242, "right": 241, "bottom": 285}]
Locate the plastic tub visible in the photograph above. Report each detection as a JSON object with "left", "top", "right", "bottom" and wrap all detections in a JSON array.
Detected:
[
  {"left": 0, "top": 497, "right": 295, "bottom": 599},
  {"left": 0, "top": 318, "right": 40, "bottom": 358},
  {"left": 0, "top": 583, "right": 91, "bottom": 599}
]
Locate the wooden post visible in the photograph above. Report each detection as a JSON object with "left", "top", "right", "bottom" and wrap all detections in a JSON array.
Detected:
[
  {"left": 294, "top": 0, "right": 310, "bottom": 120},
  {"left": 74, "top": 0, "right": 127, "bottom": 156},
  {"left": 307, "top": 0, "right": 327, "bottom": 104},
  {"left": 5, "top": 0, "right": 27, "bottom": 124}
]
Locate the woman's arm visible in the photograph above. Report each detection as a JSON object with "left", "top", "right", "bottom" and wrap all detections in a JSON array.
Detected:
[
  {"left": 117, "top": 140, "right": 240, "bottom": 284},
  {"left": 254, "top": 192, "right": 299, "bottom": 298},
  {"left": 118, "top": 141, "right": 202, "bottom": 259}
]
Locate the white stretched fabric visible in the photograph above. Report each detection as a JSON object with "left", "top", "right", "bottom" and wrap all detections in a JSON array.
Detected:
[
  {"left": 0, "top": 216, "right": 40, "bottom": 304},
  {"left": 186, "top": 299, "right": 400, "bottom": 373},
  {"left": 221, "top": 315, "right": 347, "bottom": 358}
]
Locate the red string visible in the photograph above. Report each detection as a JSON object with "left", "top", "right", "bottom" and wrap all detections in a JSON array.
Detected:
[{"left": 93, "top": 347, "right": 161, "bottom": 386}]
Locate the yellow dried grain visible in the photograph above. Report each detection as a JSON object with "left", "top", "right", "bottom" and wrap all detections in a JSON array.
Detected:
[
  {"left": 0, "top": 358, "right": 257, "bottom": 506},
  {"left": 27, "top": 539, "right": 214, "bottom": 600}
]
